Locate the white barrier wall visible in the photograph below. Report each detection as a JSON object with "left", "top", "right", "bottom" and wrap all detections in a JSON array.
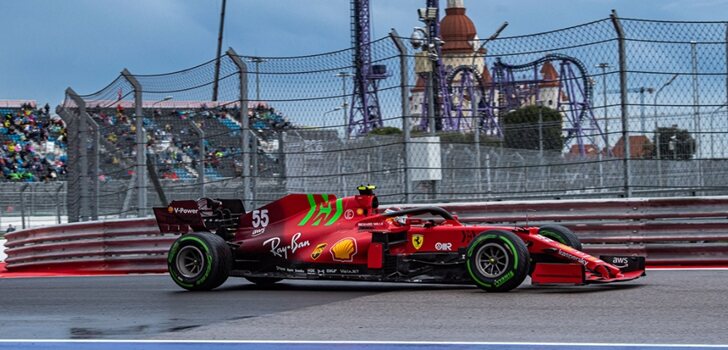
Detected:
[{"left": 1, "top": 239, "right": 6, "bottom": 262}]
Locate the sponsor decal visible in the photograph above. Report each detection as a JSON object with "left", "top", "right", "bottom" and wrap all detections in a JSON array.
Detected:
[
  {"left": 557, "top": 249, "right": 587, "bottom": 266},
  {"left": 412, "top": 234, "right": 424, "bottom": 250},
  {"left": 435, "top": 242, "right": 453, "bottom": 251},
  {"left": 344, "top": 209, "right": 355, "bottom": 220},
  {"left": 263, "top": 232, "right": 311, "bottom": 259},
  {"left": 251, "top": 227, "right": 266, "bottom": 237},
  {"left": 330, "top": 237, "right": 358, "bottom": 262},
  {"left": 356, "top": 208, "right": 364, "bottom": 216},
  {"left": 310, "top": 243, "right": 327, "bottom": 260},
  {"left": 610, "top": 256, "right": 630, "bottom": 268},
  {"left": 494, "top": 270, "right": 515, "bottom": 287},
  {"left": 169, "top": 207, "right": 199, "bottom": 215},
  {"left": 275, "top": 266, "right": 306, "bottom": 274},
  {"left": 358, "top": 222, "right": 386, "bottom": 230}
]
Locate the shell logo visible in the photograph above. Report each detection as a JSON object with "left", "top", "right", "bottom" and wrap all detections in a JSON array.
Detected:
[
  {"left": 167, "top": 207, "right": 173, "bottom": 213},
  {"left": 330, "top": 237, "right": 358, "bottom": 262}
]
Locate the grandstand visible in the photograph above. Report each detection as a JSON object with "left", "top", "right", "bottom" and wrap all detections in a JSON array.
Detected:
[
  {"left": 1, "top": 95, "right": 296, "bottom": 191},
  {"left": 80, "top": 101, "right": 293, "bottom": 183},
  {"left": 0, "top": 100, "right": 66, "bottom": 182}
]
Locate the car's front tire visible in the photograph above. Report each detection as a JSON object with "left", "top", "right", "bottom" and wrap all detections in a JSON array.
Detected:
[
  {"left": 168, "top": 232, "right": 232, "bottom": 291},
  {"left": 538, "top": 224, "right": 582, "bottom": 250},
  {"left": 529, "top": 224, "right": 583, "bottom": 275},
  {"left": 466, "top": 230, "right": 530, "bottom": 292}
]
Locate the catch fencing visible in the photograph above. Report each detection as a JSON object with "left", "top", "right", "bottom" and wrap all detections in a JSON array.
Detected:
[
  {"left": 50, "top": 12, "right": 728, "bottom": 222},
  {"left": 4, "top": 197, "right": 727, "bottom": 272}
]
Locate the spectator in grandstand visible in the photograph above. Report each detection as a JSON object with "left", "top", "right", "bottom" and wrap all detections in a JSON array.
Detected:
[{"left": 0, "top": 105, "right": 66, "bottom": 182}]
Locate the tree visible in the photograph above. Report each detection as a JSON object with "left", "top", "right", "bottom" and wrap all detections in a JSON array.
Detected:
[
  {"left": 502, "top": 105, "right": 563, "bottom": 151},
  {"left": 651, "top": 126, "right": 696, "bottom": 160},
  {"left": 368, "top": 126, "right": 402, "bottom": 136}
]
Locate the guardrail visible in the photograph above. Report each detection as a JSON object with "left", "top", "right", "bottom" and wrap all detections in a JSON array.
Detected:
[
  {"left": 1, "top": 239, "right": 7, "bottom": 262},
  {"left": 421, "top": 197, "right": 728, "bottom": 266},
  {"left": 4, "top": 196, "right": 728, "bottom": 273},
  {"left": 3, "top": 218, "right": 176, "bottom": 273}
]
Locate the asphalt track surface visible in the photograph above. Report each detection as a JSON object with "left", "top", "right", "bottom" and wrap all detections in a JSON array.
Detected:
[{"left": 0, "top": 270, "right": 726, "bottom": 345}]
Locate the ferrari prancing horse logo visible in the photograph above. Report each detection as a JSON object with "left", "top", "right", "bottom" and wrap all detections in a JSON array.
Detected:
[{"left": 412, "top": 234, "right": 424, "bottom": 250}]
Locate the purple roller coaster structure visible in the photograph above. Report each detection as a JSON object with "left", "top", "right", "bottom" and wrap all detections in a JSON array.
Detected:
[
  {"left": 348, "top": 0, "right": 387, "bottom": 136},
  {"left": 348, "top": 0, "right": 605, "bottom": 154}
]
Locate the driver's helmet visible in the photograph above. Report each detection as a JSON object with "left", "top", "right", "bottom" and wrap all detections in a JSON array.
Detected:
[{"left": 384, "top": 207, "right": 408, "bottom": 225}]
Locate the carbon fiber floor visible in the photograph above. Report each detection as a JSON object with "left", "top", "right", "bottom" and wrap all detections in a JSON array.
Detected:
[{"left": 0, "top": 270, "right": 725, "bottom": 344}]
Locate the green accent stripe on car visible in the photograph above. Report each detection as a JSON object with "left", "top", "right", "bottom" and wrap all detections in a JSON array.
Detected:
[
  {"left": 298, "top": 194, "right": 317, "bottom": 226},
  {"left": 325, "top": 198, "right": 344, "bottom": 226}
]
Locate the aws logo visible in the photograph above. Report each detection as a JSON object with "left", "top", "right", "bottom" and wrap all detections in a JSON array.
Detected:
[{"left": 610, "top": 257, "right": 630, "bottom": 268}]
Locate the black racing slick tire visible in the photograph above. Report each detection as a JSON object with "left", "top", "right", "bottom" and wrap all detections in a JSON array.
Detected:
[
  {"left": 245, "top": 277, "right": 283, "bottom": 286},
  {"left": 168, "top": 232, "right": 232, "bottom": 291},
  {"left": 538, "top": 224, "right": 582, "bottom": 251},
  {"left": 529, "top": 224, "right": 582, "bottom": 276},
  {"left": 465, "top": 230, "right": 530, "bottom": 292}
]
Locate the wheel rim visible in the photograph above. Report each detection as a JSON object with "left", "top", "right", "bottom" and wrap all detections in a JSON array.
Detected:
[
  {"left": 176, "top": 245, "right": 205, "bottom": 278},
  {"left": 475, "top": 243, "right": 510, "bottom": 278}
]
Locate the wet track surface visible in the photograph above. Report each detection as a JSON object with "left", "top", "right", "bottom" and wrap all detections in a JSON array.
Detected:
[{"left": 0, "top": 270, "right": 726, "bottom": 344}]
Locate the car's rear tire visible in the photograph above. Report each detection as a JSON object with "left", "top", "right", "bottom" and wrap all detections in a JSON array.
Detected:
[
  {"left": 465, "top": 230, "right": 530, "bottom": 292},
  {"left": 245, "top": 277, "right": 282, "bottom": 286},
  {"left": 168, "top": 232, "right": 232, "bottom": 291},
  {"left": 538, "top": 224, "right": 582, "bottom": 250}
]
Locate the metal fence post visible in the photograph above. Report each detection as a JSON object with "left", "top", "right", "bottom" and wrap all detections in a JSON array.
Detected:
[
  {"left": 121, "top": 69, "right": 147, "bottom": 217},
  {"left": 83, "top": 113, "right": 100, "bottom": 220},
  {"left": 65, "top": 88, "right": 91, "bottom": 220},
  {"left": 19, "top": 184, "right": 28, "bottom": 229},
  {"left": 227, "top": 48, "right": 252, "bottom": 209},
  {"left": 190, "top": 119, "right": 206, "bottom": 198},
  {"left": 610, "top": 10, "right": 632, "bottom": 197},
  {"left": 55, "top": 183, "right": 64, "bottom": 224},
  {"left": 59, "top": 94, "right": 80, "bottom": 222},
  {"left": 389, "top": 29, "right": 412, "bottom": 203}
]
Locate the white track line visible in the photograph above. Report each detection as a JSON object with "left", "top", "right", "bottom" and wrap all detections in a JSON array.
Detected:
[{"left": 0, "top": 340, "right": 726, "bottom": 347}]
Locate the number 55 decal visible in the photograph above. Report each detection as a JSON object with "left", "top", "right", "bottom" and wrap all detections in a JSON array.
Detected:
[{"left": 252, "top": 209, "right": 269, "bottom": 228}]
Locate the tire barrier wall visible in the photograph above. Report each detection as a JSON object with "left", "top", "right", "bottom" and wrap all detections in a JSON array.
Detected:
[
  {"left": 3, "top": 218, "right": 176, "bottom": 273},
  {"left": 5, "top": 197, "right": 728, "bottom": 273}
]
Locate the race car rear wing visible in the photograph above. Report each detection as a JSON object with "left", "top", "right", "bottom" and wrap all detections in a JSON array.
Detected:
[{"left": 153, "top": 198, "right": 245, "bottom": 234}]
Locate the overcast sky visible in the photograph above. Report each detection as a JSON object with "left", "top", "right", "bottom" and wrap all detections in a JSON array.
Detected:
[{"left": 2, "top": 0, "right": 728, "bottom": 106}]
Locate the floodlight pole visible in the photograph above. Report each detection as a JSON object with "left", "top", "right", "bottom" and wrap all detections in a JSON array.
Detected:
[{"left": 212, "top": 0, "right": 227, "bottom": 102}]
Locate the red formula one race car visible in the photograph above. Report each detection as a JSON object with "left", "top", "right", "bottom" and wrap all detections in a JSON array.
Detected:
[{"left": 153, "top": 186, "right": 645, "bottom": 292}]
